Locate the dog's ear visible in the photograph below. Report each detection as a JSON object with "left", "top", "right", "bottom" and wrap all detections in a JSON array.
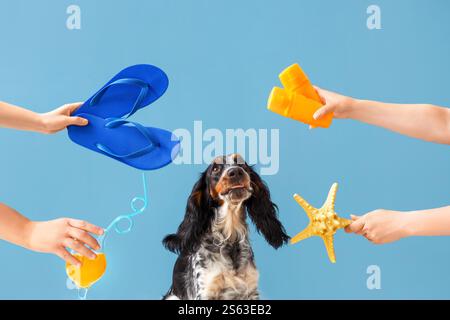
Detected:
[
  {"left": 163, "top": 169, "right": 214, "bottom": 254},
  {"left": 245, "top": 166, "right": 289, "bottom": 249}
]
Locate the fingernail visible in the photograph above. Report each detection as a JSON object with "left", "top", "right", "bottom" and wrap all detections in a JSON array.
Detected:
[
  {"left": 313, "top": 112, "right": 320, "bottom": 120},
  {"left": 82, "top": 119, "right": 88, "bottom": 125}
]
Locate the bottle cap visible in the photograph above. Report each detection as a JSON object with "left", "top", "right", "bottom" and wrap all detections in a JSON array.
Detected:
[
  {"left": 279, "top": 63, "right": 309, "bottom": 91},
  {"left": 267, "top": 87, "right": 289, "bottom": 115}
]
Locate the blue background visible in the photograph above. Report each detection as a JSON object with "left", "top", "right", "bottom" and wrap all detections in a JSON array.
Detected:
[{"left": 0, "top": 0, "right": 449, "bottom": 299}]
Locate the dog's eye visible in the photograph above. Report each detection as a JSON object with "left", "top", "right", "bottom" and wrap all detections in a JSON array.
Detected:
[{"left": 212, "top": 165, "right": 220, "bottom": 173}]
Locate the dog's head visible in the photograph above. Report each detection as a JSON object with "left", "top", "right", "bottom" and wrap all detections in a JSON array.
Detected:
[
  {"left": 208, "top": 154, "right": 253, "bottom": 205},
  {"left": 163, "top": 154, "right": 289, "bottom": 254}
]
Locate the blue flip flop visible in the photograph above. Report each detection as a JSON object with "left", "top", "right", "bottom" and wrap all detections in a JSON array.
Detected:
[
  {"left": 68, "top": 113, "right": 180, "bottom": 170},
  {"left": 73, "top": 64, "right": 169, "bottom": 119}
]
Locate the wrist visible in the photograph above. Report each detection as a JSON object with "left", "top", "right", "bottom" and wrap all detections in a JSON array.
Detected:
[
  {"left": 401, "top": 212, "right": 420, "bottom": 237},
  {"left": 21, "top": 220, "right": 37, "bottom": 250},
  {"left": 343, "top": 97, "right": 359, "bottom": 119},
  {"left": 33, "top": 113, "right": 47, "bottom": 134}
]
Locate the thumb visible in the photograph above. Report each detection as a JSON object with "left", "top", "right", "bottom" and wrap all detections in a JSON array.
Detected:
[
  {"left": 312, "top": 85, "right": 326, "bottom": 104},
  {"left": 345, "top": 216, "right": 365, "bottom": 234},
  {"left": 345, "top": 214, "right": 361, "bottom": 233},
  {"left": 66, "top": 116, "right": 88, "bottom": 127},
  {"left": 313, "top": 104, "right": 334, "bottom": 120}
]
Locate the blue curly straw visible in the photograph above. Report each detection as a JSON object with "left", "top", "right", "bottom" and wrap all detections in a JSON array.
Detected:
[
  {"left": 71, "top": 172, "right": 148, "bottom": 300},
  {"left": 99, "top": 172, "right": 148, "bottom": 246}
]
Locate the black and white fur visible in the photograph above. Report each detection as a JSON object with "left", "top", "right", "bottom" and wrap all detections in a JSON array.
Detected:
[{"left": 163, "top": 154, "right": 289, "bottom": 300}]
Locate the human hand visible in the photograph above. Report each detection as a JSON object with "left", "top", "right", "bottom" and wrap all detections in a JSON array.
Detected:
[
  {"left": 345, "top": 209, "right": 413, "bottom": 244},
  {"left": 25, "top": 218, "right": 104, "bottom": 266},
  {"left": 38, "top": 102, "right": 88, "bottom": 134},
  {"left": 312, "top": 86, "right": 356, "bottom": 121}
]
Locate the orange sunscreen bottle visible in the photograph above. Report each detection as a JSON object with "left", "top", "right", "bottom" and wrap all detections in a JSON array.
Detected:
[
  {"left": 279, "top": 63, "right": 322, "bottom": 102},
  {"left": 267, "top": 63, "right": 333, "bottom": 128}
]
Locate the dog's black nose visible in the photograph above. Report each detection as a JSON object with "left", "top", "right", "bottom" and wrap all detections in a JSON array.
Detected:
[{"left": 227, "top": 167, "right": 243, "bottom": 178}]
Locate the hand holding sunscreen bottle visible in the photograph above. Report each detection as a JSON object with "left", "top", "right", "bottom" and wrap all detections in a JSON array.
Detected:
[{"left": 267, "top": 63, "right": 333, "bottom": 128}]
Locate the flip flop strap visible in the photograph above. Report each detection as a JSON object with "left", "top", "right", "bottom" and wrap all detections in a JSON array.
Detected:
[
  {"left": 90, "top": 78, "right": 149, "bottom": 118},
  {"left": 95, "top": 119, "right": 158, "bottom": 159}
]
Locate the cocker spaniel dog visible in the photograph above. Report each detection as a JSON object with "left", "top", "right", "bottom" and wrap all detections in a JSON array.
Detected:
[{"left": 163, "top": 154, "right": 289, "bottom": 300}]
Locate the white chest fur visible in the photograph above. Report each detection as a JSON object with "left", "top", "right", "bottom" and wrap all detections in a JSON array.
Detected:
[{"left": 194, "top": 248, "right": 259, "bottom": 300}]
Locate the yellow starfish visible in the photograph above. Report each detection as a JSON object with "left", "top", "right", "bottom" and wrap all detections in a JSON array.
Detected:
[{"left": 291, "top": 183, "right": 351, "bottom": 263}]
